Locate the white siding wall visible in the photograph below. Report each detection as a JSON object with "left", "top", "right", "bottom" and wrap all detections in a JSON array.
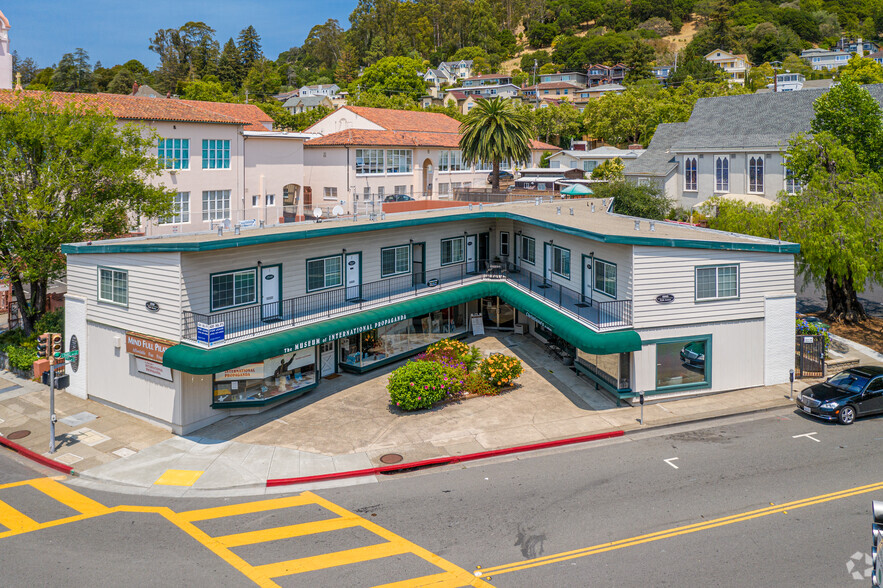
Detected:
[
  {"left": 85, "top": 322, "right": 182, "bottom": 432},
  {"left": 632, "top": 246, "right": 794, "bottom": 329},
  {"left": 66, "top": 252, "right": 183, "bottom": 341},
  {"left": 764, "top": 294, "right": 796, "bottom": 385},
  {"left": 514, "top": 220, "right": 633, "bottom": 302},
  {"left": 180, "top": 219, "right": 495, "bottom": 314},
  {"left": 634, "top": 319, "right": 765, "bottom": 394}
]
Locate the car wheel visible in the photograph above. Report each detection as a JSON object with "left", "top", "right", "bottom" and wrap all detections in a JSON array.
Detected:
[{"left": 838, "top": 405, "right": 856, "bottom": 425}]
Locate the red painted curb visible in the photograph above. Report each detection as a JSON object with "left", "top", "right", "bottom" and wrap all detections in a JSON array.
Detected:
[
  {"left": 267, "top": 429, "right": 624, "bottom": 488},
  {"left": 0, "top": 436, "right": 74, "bottom": 475}
]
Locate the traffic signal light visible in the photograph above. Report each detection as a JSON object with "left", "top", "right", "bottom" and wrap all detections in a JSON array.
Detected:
[
  {"left": 50, "top": 333, "right": 63, "bottom": 356},
  {"left": 36, "top": 333, "right": 50, "bottom": 359}
]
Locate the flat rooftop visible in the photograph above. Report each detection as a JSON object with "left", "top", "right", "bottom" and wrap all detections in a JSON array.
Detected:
[{"left": 61, "top": 199, "right": 799, "bottom": 255}]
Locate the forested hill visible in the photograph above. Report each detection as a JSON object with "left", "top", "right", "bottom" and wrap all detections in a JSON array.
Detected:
[{"left": 12, "top": 0, "right": 883, "bottom": 107}]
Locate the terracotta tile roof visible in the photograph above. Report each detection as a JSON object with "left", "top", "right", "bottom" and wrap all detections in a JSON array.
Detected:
[
  {"left": 340, "top": 105, "right": 462, "bottom": 133},
  {"left": 0, "top": 90, "right": 245, "bottom": 125},
  {"left": 180, "top": 99, "right": 274, "bottom": 131},
  {"left": 445, "top": 90, "right": 468, "bottom": 100},
  {"left": 304, "top": 128, "right": 558, "bottom": 151}
]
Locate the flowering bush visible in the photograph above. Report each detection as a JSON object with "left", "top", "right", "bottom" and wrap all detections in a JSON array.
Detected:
[
  {"left": 464, "top": 371, "right": 498, "bottom": 395},
  {"left": 388, "top": 360, "right": 464, "bottom": 411},
  {"left": 426, "top": 338, "right": 470, "bottom": 358},
  {"left": 796, "top": 317, "right": 830, "bottom": 358},
  {"left": 479, "top": 353, "right": 524, "bottom": 387}
]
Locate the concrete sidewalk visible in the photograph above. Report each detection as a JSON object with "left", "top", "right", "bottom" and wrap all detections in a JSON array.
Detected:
[{"left": 0, "top": 333, "right": 874, "bottom": 497}]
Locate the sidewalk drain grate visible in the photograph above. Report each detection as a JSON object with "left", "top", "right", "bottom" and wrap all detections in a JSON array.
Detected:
[
  {"left": 7, "top": 430, "right": 30, "bottom": 440},
  {"left": 379, "top": 453, "right": 403, "bottom": 464}
]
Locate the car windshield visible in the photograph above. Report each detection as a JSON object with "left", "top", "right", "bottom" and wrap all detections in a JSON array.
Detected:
[{"left": 827, "top": 371, "right": 870, "bottom": 394}]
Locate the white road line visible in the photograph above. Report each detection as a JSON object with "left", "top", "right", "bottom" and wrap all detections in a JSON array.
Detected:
[
  {"left": 792, "top": 432, "right": 821, "bottom": 442},
  {"left": 664, "top": 457, "right": 679, "bottom": 469}
]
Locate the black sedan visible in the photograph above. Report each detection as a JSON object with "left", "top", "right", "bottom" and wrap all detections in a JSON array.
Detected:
[
  {"left": 795, "top": 366, "right": 883, "bottom": 425},
  {"left": 486, "top": 170, "right": 514, "bottom": 183},
  {"left": 383, "top": 194, "right": 414, "bottom": 202}
]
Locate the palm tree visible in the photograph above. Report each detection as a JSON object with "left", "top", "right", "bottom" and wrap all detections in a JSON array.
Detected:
[{"left": 459, "top": 97, "right": 533, "bottom": 193}]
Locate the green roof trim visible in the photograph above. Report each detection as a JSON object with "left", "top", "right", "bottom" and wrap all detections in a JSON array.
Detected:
[
  {"left": 162, "top": 281, "right": 642, "bottom": 374},
  {"left": 62, "top": 211, "right": 800, "bottom": 255}
]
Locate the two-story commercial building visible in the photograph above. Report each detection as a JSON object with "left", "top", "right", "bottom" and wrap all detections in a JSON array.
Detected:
[
  {"left": 62, "top": 199, "right": 798, "bottom": 435},
  {"left": 0, "top": 90, "right": 312, "bottom": 236},
  {"left": 301, "top": 106, "right": 555, "bottom": 207}
]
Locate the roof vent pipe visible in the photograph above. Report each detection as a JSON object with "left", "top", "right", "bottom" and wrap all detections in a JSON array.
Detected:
[
  {"left": 650, "top": 221, "right": 655, "bottom": 231},
  {"left": 479, "top": 204, "right": 483, "bottom": 210},
  {"left": 569, "top": 208, "right": 574, "bottom": 215},
  {"left": 591, "top": 203, "right": 595, "bottom": 213},
  {"left": 381, "top": 212, "right": 385, "bottom": 220},
  {"left": 634, "top": 220, "right": 640, "bottom": 231},
  {"left": 234, "top": 225, "right": 241, "bottom": 235},
  {"left": 469, "top": 203, "right": 473, "bottom": 211},
  {"left": 217, "top": 226, "right": 223, "bottom": 236},
  {"left": 556, "top": 206, "right": 561, "bottom": 215}
]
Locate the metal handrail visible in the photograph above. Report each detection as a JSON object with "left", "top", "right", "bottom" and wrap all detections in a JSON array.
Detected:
[{"left": 181, "top": 258, "right": 632, "bottom": 345}]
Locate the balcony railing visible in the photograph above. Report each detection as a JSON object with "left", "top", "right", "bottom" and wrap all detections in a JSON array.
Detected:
[{"left": 181, "top": 259, "right": 632, "bottom": 346}]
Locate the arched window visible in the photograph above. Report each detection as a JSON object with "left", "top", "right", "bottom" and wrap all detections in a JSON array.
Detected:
[
  {"left": 749, "top": 156, "right": 764, "bottom": 193},
  {"left": 715, "top": 157, "right": 729, "bottom": 192},
  {"left": 684, "top": 157, "right": 698, "bottom": 191}
]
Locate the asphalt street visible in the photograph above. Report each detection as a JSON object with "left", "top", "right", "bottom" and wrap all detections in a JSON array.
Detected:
[
  {"left": 797, "top": 274, "right": 883, "bottom": 317},
  {"left": 0, "top": 407, "right": 881, "bottom": 587}
]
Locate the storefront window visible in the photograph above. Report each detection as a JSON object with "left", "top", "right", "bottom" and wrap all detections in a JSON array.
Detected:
[
  {"left": 212, "top": 347, "right": 317, "bottom": 405},
  {"left": 576, "top": 350, "right": 630, "bottom": 390},
  {"left": 339, "top": 305, "right": 466, "bottom": 369},
  {"left": 655, "top": 337, "right": 709, "bottom": 390},
  {"left": 481, "top": 296, "right": 515, "bottom": 329}
]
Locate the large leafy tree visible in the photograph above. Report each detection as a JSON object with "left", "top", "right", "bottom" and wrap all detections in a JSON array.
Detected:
[
  {"left": 459, "top": 97, "right": 533, "bottom": 192},
  {"left": 533, "top": 102, "right": 584, "bottom": 147},
  {"left": 0, "top": 95, "right": 174, "bottom": 334},
  {"left": 243, "top": 58, "right": 282, "bottom": 100},
  {"left": 811, "top": 77, "right": 883, "bottom": 172},
  {"left": 781, "top": 132, "right": 883, "bottom": 322},
  {"left": 351, "top": 56, "right": 427, "bottom": 102},
  {"left": 592, "top": 180, "right": 673, "bottom": 220},
  {"left": 50, "top": 48, "right": 94, "bottom": 93}
]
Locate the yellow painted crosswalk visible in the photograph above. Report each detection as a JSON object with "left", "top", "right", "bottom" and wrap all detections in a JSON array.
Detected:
[
  {"left": 169, "top": 491, "right": 494, "bottom": 588},
  {"left": 0, "top": 476, "right": 111, "bottom": 537}
]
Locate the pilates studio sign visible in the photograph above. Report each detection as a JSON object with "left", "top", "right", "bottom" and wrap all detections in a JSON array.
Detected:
[{"left": 126, "top": 332, "right": 175, "bottom": 363}]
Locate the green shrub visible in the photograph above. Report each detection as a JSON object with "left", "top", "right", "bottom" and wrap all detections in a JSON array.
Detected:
[
  {"left": 5, "top": 345, "right": 39, "bottom": 371},
  {"left": 388, "top": 361, "right": 451, "bottom": 411},
  {"left": 422, "top": 338, "right": 482, "bottom": 372},
  {"left": 464, "top": 371, "right": 498, "bottom": 395},
  {"left": 34, "top": 309, "right": 64, "bottom": 338},
  {"left": 479, "top": 353, "right": 524, "bottom": 387}
]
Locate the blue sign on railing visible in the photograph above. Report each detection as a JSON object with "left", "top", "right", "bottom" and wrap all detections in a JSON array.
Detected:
[{"left": 197, "top": 322, "right": 225, "bottom": 345}]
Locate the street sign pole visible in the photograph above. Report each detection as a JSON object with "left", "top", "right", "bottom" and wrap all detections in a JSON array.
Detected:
[{"left": 49, "top": 361, "right": 57, "bottom": 454}]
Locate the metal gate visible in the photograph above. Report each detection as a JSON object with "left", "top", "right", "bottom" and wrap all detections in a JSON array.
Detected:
[{"left": 795, "top": 335, "right": 825, "bottom": 378}]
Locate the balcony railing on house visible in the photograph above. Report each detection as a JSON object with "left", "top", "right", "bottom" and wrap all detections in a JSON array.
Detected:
[{"left": 181, "top": 260, "right": 632, "bottom": 347}]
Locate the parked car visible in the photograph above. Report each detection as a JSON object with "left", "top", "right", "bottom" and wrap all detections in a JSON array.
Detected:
[
  {"left": 383, "top": 194, "right": 414, "bottom": 202},
  {"left": 679, "top": 341, "right": 705, "bottom": 368},
  {"left": 795, "top": 366, "right": 883, "bottom": 425},
  {"left": 486, "top": 170, "right": 514, "bottom": 184}
]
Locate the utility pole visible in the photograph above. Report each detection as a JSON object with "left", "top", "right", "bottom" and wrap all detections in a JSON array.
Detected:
[{"left": 533, "top": 59, "right": 539, "bottom": 109}]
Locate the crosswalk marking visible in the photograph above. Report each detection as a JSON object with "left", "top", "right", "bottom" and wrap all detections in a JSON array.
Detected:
[
  {"left": 177, "top": 493, "right": 316, "bottom": 523},
  {"left": 371, "top": 572, "right": 465, "bottom": 588},
  {"left": 255, "top": 541, "right": 414, "bottom": 578},
  {"left": 215, "top": 515, "right": 362, "bottom": 548},
  {"left": 0, "top": 477, "right": 110, "bottom": 536}
]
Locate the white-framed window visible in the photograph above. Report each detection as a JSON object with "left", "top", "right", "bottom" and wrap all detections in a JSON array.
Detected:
[
  {"left": 211, "top": 268, "right": 256, "bottom": 311},
  {"left": 500, "top": 231, "right": 510, "bottom": 257},
  {"left": 715, "top": 156, "right": 729, "bottom": 192},
  {"left": 438, "top": 183, "right": 450, "bottom": 195},
  {"left": 381, "top": 245, "right": 411, "bottom": 277},
  {"left": 363, "top": 187, "right": 371, "bottom": 200},
  {"left": 520, "top": 235, "right": 536, "bottom": 264},
  {"left": 475, "top": 159, "right": 494, "bottom": 171},
  {"left": 161, "top": 192, "right": 190, "bottom": 224},
  {"left": 323, "top": 187, "right": 338, "bottom": 201},
  {"left": 306, "top": 255, "right": 342, "bottom": 292},
  {"left": 157, "top": 138, "right": 189, "bottom": 170},
  {"left": 202, "top": 139, "right": 230, "bottom": 169},
  {"left": 684, "top": 156, "right": 698, "bottom": 191},
  {"left": 355, "top": 149, "right": 384, "bottom": 175},
  {"left": 439, "top": 150, "right": 464, "bottom": 171},
  {"left": 377, "top": 186, "right": 385, "bottom": 198},
  {"left": 593, "top": 259, "right": 617, "bottom": 298},
  {"left": 98, "top": 267, "right": 128, "bottom": 306},
  {"left": 266, "top": 194, "right": 275, "bottom": 206},
  {"left": 551, "top": 245, "right": 571, "bottom": 278},
  {"left": 394, "top": 185, "right": 408, "bottom": 195},
  {"left": 784, "top": 163, "right": 800, "bottom": 195},
  {"left": 748, "top": 156, "right": 764, "bottom": 193},
  {"left": 695, "top": 265, "right": 739, "bottom": 301},
  {"left": 202, "top": 190, "right": 230, "bottom": 221},
  {"left": 441, "top": 237, "right": 465, "bottom": 265},
  {"left": 386, "top": 149, "right": 413, "bottom": 174},
  {"left": 251, "top": 194, "right": 260, "bottom": 207},
  {"left": 583, "top": 160, "right": 597, "bottom": 172}
]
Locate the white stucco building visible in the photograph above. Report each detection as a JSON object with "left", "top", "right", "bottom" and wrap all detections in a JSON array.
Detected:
[{"left": 0, "top": 10, "right": 11, "bottom": 90}]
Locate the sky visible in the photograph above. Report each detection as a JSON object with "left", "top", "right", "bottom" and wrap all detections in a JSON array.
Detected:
[{"left": 5, "top": 0, "right": 356, "bottom": 70}]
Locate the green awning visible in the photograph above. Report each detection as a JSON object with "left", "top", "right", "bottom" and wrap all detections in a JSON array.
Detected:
[{"left": 163, "top": 281, "right": 642, "bottom": 374}]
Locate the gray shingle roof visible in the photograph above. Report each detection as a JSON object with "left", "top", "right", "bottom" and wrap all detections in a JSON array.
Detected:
[
  {"left": 623, "top": 123, "right": 686, "bottom": 177},
  {"left": 672, "top": 84, "right": 883, "bottom": 151}
]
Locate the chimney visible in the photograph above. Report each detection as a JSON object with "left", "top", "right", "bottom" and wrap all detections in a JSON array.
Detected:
[
  {"left": 628, "top": 143, "right": 643, "bottom": 150},
  {"left": 166, "top": 91, "right": 171, "bottom": 99},
  {"left": 132, "top": 82, "right": 139, "bottom": 96},
  {"left": 857, "top": 38, "right": 864, "bottom": 58}
]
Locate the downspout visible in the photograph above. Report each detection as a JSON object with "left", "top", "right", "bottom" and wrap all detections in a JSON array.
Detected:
[{"left": 346, "top": 146, "right": 351, "bottom": 213}]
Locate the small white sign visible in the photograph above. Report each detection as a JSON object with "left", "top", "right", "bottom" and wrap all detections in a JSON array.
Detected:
[
  {"left": 135, "top": 357, "right": 173, "bottom": 382},
  {"left": 803, "top": 336, "right": 814, "bottom": 343},
  {"left": 471, "top": 313, "right": 485, "bottom": 336}
]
